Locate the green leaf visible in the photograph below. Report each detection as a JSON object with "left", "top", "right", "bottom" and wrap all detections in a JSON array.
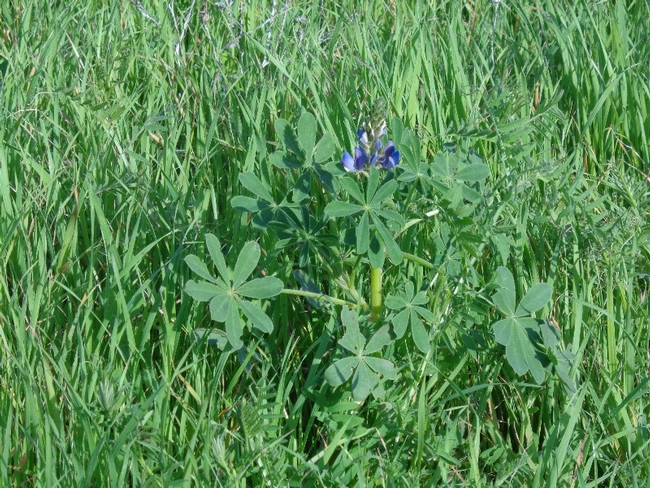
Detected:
[
  {"left": 431, "top": 152, "right": 457, "bottom": 179},
  {"left": 185, "top": 280, "right": 223, "bottom": 302},
  {"left": 492, "top": 317, "right": 544, "bottom": 381},
  {"left": 414, "top": 306, "right": 435, "bottom": 323},
  {"left": 274, "top": 118, "right": 301, "bottom": 155},
  {"left": 365, "top": 324, "right": 392, "bottom": 353},
  {"left": 456, "top": 163, "right": 490, "bottom": 181},
  {"left": 239, "top": 173, "right": 274, "bottom": 202},
  {"left": 324, "top": 201, "right": 364, "bottom": 218},
  {"left": 232, "top": 241, "right": 260, "bottom": 289},
  {"left": 225, "top": 302, "right": 243, "bottom": 349},
  {"left": 364, "top": 356, "right": 397, "bottom": 379},
  {"left": 193, "top": 328, "right": 228, "bottom": 349},
  {"left": 515, "top": 283, "right": 552, "bottom": 316},
  {"left": 236, "top": 276, "right": 284, "bottom": 299},
  {"left": 313, "top": 133, "right": 335, "bottom": 163},
  {"left": 269, "top": 151, "right": 302, "bottom": 169},
  {"left": 374, "top": 208, "right": 405, "bottom": 227},
  {"left": 390, "top": 116, "right": 404, "bottom": 145},
  {"left": 231, "top": 195, "right": 267, "bottom": 213},
  {"left": 367, "top": 235, "right": 385, "bottom": 269},
  {"left": 411, "top": 291, "right": 428, "bottom": 306},
  {"left": 206, "top": 234, "right": 230, "bottom": 280},
  {"left": 356, "top": 211, "right": 370, "bottom": 255},
  {"left": 370, "top": 179, "right": 398, "bottom": 205},
  {"left": 385, "top": 294, "right": 407, "bottom": 310},
  {"left": 339, "top": 308, "right": 364, "bottom": 354},
  {"left": 411, "top": 318, "right": 430, "bottom": 353},
  {"left": 239, "top": 300, "right": 274, "bottom": 333},
  {"left": 351, "top": 361, "right": 379, "bottom": 402},
  {"left": 492, "top": 267, "right": 516, "bottom": 316},
  {"left": 372, "top": 215, "right": 402, "bottom": 264},
  {"left": 339, "top": 177, "right": 365, "bottom": 204},
  {"left": 365, "top": 167, "right": 380, "bottom": 204},
  {"left": 184, "top": 255, "right": 215, "bottom": 283},
  {"left": 298, "top": 111, "right": 317, "bottom": 157},
  {"left": 293, "top": 172, "right": 311, "bottom": 202},
  {"left": 324, "top": 357, "right": 357, "bottom": 387},
  {"left": 390, "top": 309, "right": 410, "bottom": 338},
  {"left": 209, "top": 293, "right": 234, "bottom": 322}
]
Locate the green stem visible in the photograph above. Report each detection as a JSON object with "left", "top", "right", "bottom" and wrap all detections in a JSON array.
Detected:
[
  {"left": 281, "top": 288, "right": 358, "bottom": 308},
  {"left": 402, "top": 252, "right": 435, "bottom": 269},
  {"left": 370, "top": 267, "right": 382, "bottom": 321}
]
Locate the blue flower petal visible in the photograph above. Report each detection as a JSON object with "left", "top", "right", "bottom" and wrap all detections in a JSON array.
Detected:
[
  {"left": 354, "top": 147, "right": 368, "bottom": 170},
  {"left": 341, "top": 151, "right": 357, "bottom": 172},
  {"left": 384, "top": 150, "right": 400, "bottom": 169}
]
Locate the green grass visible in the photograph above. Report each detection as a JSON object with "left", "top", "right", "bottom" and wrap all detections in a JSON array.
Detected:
[{"left": 1, "top": 0, "right": 649, "bottom": 486}]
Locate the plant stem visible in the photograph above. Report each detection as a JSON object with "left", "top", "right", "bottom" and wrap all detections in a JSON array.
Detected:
[
  {"left": 370, "top": 267, "right": 382, "bottom": 321},
  {"left": 402, "top": 252, "right": 435, "bottom": 269},
  {"left": 281, "top": 288, "right": 358, "bottom": 308}
]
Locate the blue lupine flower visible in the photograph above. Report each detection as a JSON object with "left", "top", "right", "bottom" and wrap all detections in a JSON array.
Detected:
[
  {"left": 377, "top": 141, "right": 400, "bottom": 169},
  {"left": 341, "top": 146, "right": 368, "bottom": 172},
  {"left": 342, "top": 122, "right": 399, "bottom": 173}
]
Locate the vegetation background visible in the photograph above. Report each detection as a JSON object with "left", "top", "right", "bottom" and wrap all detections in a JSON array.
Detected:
[{"left": 1, "top": 0, "right": 649, "bottom": 486}]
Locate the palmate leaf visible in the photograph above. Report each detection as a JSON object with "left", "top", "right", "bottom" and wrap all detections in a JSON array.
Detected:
[
  {"left": 185, "top": 235, "right": 285, "bottom": 351},
  {"left": 492, "top": 317, "right": 545, "bottom": 383},
  {"left": 364, "top": 356, "right": 397, "bottom": 380},
  {"left": 491, "top": 267, "right": 554, "bottom": 384},
  {"left": 364, "top": 324, "right": 392, "bottom": 354},
  {"left": 339, "top": 177, "right": 365, "bottom": 204},
  {"left": 324, "top": 308, "right": 396, "bottom": 402},
  {"left": 367, "top": 235, "right": 385, "bottom": 269},
  {"left": 274, "top": 117, "right": 301, "bottom": 156}
]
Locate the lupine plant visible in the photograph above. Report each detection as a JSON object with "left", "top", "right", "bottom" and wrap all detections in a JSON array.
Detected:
[{"left": 185, "top": 105, "right": 575, "bottom": 401}]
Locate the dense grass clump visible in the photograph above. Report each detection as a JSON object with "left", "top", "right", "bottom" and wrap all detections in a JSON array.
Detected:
[{"left": 1, "top": 0, "right": 648, "bottom": 486}]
